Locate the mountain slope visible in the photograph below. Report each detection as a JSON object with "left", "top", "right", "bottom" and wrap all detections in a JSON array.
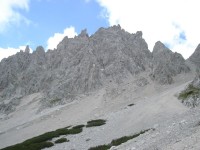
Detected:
[
  {"left": 0, "top": 25, "right": 199, "bottom": 150},
  {"left": 0, "top": 25, "right": 192, "bottom": 114}
]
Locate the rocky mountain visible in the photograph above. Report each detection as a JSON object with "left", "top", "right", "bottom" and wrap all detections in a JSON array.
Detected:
[
  {"left": 189, "top": 44, "right": 200, "bottom": 69},
  {"left": 0, "top": 25, "right": 192, "bottom": 114},
  {"left": 1, "top": 25, "right": 200, "bottom": 150},
  {"left": 150, "top": 41, "right": 190, "bottom": 84},
  {"left": 178, "top": 73, "right": 200, "bottom": 107}
]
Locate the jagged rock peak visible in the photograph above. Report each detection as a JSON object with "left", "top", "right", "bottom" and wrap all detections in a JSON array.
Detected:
[
  {"left": 150, "top": 41, "right": 190, "bottom": 84},
  {"left": 111, "top": 24, "right": 121, "bottom": 30},
  {"left": 191, "top": 44, "right": 200, "bottom": 55},
  {"left": 189, "top": 44, "right": 200, "bottom": 68},
  {"left": 34, "top": 46, "right": 45, "bottom": 54},
  {"left": 195, "top": 44, "right": 200, "bottom": 51},
  {"left": 153, "top": 41, "right": 170, "bottom": 54},
  {"left": 78, "top": 29, "right": 89, "bottom": 38},
  {"left": 136, "top": 31, "right": 143, "bottom": 38},
  {"left": 25, "top": 45, "right": 30, "bottom": 53}
]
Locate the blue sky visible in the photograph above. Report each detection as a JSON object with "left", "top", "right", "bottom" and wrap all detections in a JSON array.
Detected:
[
  {"left": 0, "top": 0, "right": 108, "bottom": 51},
  {"left": 1, "top": 0, "right": 200, "bottom": 60}
]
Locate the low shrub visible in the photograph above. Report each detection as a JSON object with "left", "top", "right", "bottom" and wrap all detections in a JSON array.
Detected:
[
  {"left": 86, "top": 119, "right": 106, "bottom": 127},
  {"left": 67, "top": 127, "right": 83, "bottom": 134},
  {"left": 1, "top": 125, "right": 83, "bottom": 150},
  {"left": 72, "top": 124, "right": 85, "bottom": 129},
  {"left": 88, "top": 129, "right": 151, "bottom": 150},
  {"left": 23, "top": 131, "right": 59, "bottom": 145},
  {"left": 111, "top": 136, "right": 133, "bottom": 146},
  {"left": 49, "top": 98, "right": 61, "bottom": 104},
  {"left": 88, "top": 144, "right": 111, "bottom": 150},
  {"left": 1, "top": 141, "right": 54, "bottom": 150},
  {"left": 55, "top": 138, "right": 69, "bottom": 144},
  {"left": 178, "top": 84, "right": 200, "bottom": 101}
]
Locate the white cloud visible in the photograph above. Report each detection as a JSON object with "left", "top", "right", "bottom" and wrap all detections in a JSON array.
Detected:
[
  {"left": 47, "top": 26, "right": 77, "bottom": 50},
  {"left": 96, "top": 0, "right": 200, "bottom": 58},
  {"left": 0, "top": 46, "right": 33, "bottom": 61},
  {"left": 0, "top": 0, "right": 30, "bottom": 33}
]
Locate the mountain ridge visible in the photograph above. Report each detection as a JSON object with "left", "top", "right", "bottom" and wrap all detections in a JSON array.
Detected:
[
  {"left": 1, "top": 25, "right": 200, "bottom": 150},
  {"left": 0, "top": 25, "right": 197, "bottom": 113}
]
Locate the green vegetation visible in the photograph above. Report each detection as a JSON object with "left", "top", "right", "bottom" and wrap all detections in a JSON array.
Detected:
[
  {"left": 1, "top": 119, "right": 106, "bottom": 150},
  {"left": 72, "top": 124, "right": 85, "bottom": 129},
  {"left": 67, "top": 126, "right": 83, "bottom": 134},
  {"left": 88, "top": 129, "right": 151, "bottom": 150},
  {"left": 178, "top": 84, "right": 200, "bottom": 101},
  {"left": 1, "top": 125, "right": 83, "bottom": 150},
  {"left": 128, "top": 103, "right": 135, "bottom": 107},
  {"left": 111, "top": 129, "right": 149, "bottom": 146},
  {"left": 49, "top": 98, "right": 61, "bottom": 104},
  {"left": 55, "top": 138, "right": 69, "bottom": 144},
  {"left": 88, "top": 144, "right": 111, "bottom": 150},
  {"left": 111, "top": 136, "right": 135, "bottom": 146},
  {"left": 1, "top": 118, "right": 106, "bottom": 150},
  {"left": 1, "top": 141, "right": 54, "bottom": 150},
  {"left": 86, "top": 119, "right": 106, "bottom": 128}
]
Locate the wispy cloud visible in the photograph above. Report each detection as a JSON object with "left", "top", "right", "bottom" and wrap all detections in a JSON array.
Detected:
[
  {"left": 47, "top": 26, "right": 77, "bottom": 50},
  {"left": 96, "top": 0, "right": 200, "bottom": 58},
  {"left": 0, "top": 0, "right": 30, "bottom": 33}
]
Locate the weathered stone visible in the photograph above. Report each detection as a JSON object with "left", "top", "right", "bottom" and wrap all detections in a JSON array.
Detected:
[
  {"left": 150, "top": 41, "right": 190, "bottom": 84},
  {"left": 189, "top": 44, "right": 200, "bottom": 68},
  {"left": 0, "top": 26, "right": 193, "bottom": 112}
]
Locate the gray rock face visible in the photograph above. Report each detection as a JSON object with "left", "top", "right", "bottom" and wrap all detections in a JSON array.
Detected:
[
  {"left": 192, "top": 73, "right": 200, "bottom": 89},
  {"left": 0, "top": 26, "right": 192, "bottom": 111},
  {"left": 25, "top": 45, "right": 30, "bottom": 53},
  {"left": 189, "top": 44, "right": 200, "bottom": 69},
  {"left": 150, "top": 41, "right": 190, "bottom": 84},
  {"left": 179, "top": 73, "right": 200, "bottom": 107}
]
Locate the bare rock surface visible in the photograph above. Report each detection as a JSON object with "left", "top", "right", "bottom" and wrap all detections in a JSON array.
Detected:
[
  {"left": 0, "top": 25, "right": 153, "bottom": 113},
  {"left": 0, "top": 25, "right": 199, "bottom": 150},
  {"left": 150, "top": 41, "right": 190, "bottom": 84},
  {"left": 0, "top": 26, "right": 191, "bottom": 113},
  {"left": 178, "top": 73, "right": 200, "bottom": 107},
  {"left": 116, "top": 107, "right": 200, "bottom": 150},
  {"left": 189, "top": 44, "right": 200, "bottom": 69},
  {"left": 0, "top": 75, "right": 193, "bottom": 149}
]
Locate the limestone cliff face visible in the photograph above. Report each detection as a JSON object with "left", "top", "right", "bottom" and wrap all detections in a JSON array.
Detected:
[
  {"left": 0, "top": 25, "right": 192, "bottom": 112},
  {"left": 150, "top": 41, "right": 190, "bottom": 84},
  {"left": 43, "top": 25, "right": 152, "bottom": 104},
  {"left": 189, "top": 44, "right": 200, "bottom": 69}
]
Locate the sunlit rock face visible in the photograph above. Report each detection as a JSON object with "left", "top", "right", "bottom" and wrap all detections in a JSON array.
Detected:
[
  {"left": 0, "top": 25, "right": 192, "bottom": 112},
  {"left": 150, "top": 41, "right": 190, "bottom": 84}
]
